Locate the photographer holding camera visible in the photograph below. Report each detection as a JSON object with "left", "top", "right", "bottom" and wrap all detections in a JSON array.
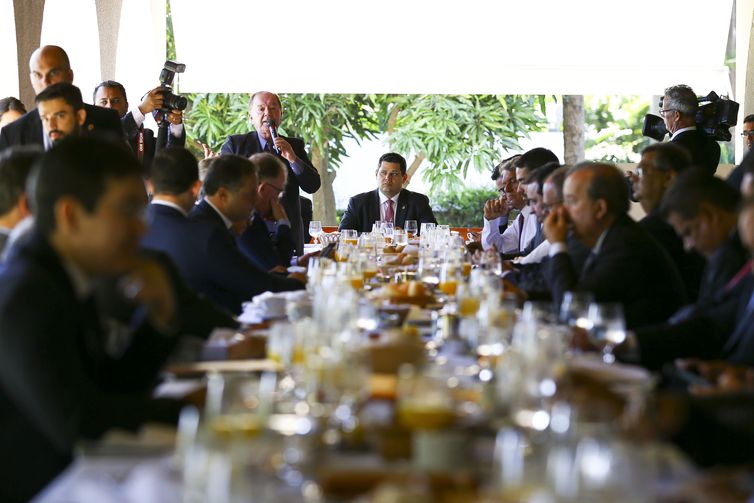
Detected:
[
  {"left": 661, "top": 84, "right": 721, "bottom": 174},
  {"left": 93, "top": 80, "right": 186, "bottom": 169}
]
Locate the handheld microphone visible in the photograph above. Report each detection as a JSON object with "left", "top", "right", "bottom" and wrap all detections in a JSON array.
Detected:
[{"left": 266, "top": 119, "right": 281, "bottom": 154}]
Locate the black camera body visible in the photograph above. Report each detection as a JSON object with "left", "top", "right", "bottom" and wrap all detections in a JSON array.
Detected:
[
  {"left": 642, "top": 91, "right": 739, "bottom": 142},
  {"left": 157, "top": 60, "right": 188, "bottom": 112}
]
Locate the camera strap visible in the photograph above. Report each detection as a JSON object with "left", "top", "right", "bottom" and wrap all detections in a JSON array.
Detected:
[{"left": 137, "top": 126, "right": 145, "bottom": 162}]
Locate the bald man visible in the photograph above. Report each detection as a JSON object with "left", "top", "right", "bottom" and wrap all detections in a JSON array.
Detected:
[{"left": 0, "top": 45, "right": 122, "bottom": 151}]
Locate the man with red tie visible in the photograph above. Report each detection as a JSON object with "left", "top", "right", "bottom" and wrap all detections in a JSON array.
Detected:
[{"left": 338, "top": 152, "right": 437, "bottom": 234}]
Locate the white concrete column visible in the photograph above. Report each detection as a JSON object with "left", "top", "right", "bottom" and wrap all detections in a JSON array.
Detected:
[
  {"left": 736, "top": 0, "right": 754, "bottom": 162},
  {"left": 94, "top": 0, "right": 123, "bottom": 81},
  {"left": 12, "top": 0, "right": 45, "bottom": 108}
]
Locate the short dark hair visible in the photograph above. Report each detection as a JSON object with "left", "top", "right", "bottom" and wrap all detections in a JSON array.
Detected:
[
  {"left": 203, "top": 155, "right": 256, "bottom": 196},
  {"left": 93, "top": 80, "right": 127, "bottom": 103},
  {"left": 0, "top": 97, "right": 26, "bottom": 117},
  {"left": 660, "top": 168, "right": 740, "bottom": 220},
  {"left": 744, "top": 114, "right": 754, "bottom": 124},
  {"left": 35, "top": 82, "right": 84, "bottom": 111},
  {"left": 515, "top": 148, "right": 559, "bottom": 172},
  {"left": 663, "top": 84, "right": 698, "bottom": 117},
  {"left": 377, "top": 152, "right": 407, "bottom": 175},
  {"left": 491, "top": 154, "right": 522, "bottom": 180},
  {"left": 524, "top": 161, "right": 562, "bottom": 194},
  {"left": 250, "top": 152, "right": 286, "bottom": 182},
  {"left": 569, "top": 162, "right": 630, "bottom": 216},
  {"left": 0, "top": 146, "right": 43, "bottom": 215},
  {"left": 32, "top": 137, "right": 143, "bottom": 235},
  {"left": 545, "top": 166, "right": 569, "bottom": 202},
  {"left": 640, "top": 142, "right": 692, "bottom": 174},
  {"left": 150, "top": 147, "right": 199, "bottom": 195}
]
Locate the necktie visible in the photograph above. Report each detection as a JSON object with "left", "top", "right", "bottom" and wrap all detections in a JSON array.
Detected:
[
  {"left": 516, "top": 212, "right": 525, "bottom": 251},
  {"left": 385, "top": 199, "right": 395, "bottom": 223},
  {"left": 580, "top": 251, "right": 598, "bottom": 277}
]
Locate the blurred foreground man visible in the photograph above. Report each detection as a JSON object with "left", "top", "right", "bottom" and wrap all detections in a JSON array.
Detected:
[
  {"left": 0, "top": 147, "right": 40, "bottom": 254},
  {"left": 0, "top": 138, "right": 186, "bottom": 502},
  {"left": 543, "top": 162, "right": 686, "bottom": 328}
]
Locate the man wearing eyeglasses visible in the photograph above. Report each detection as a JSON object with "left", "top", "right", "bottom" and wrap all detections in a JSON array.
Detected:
[
  {"left": 339, "top": 152, "right": 436, "bottom": 234},
  {"left": 661, "top": 84, "right": 721, "bottom": 175},
  {"left": 237, "top": 153, "right": 314, "bottom": 269}
]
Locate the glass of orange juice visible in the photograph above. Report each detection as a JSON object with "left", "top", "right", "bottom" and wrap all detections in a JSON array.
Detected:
[
  {"left": 205, "top": 371, "right": 276, "bottom": 440},
  {"left": 341, "top": 229, "right": 358, "bottom": 246},
  {"left": 438, "top": 262, "right": 460, "bottom": 296},
  {"left": 397, "top": 365, "right": 456, "bottom": 430}
]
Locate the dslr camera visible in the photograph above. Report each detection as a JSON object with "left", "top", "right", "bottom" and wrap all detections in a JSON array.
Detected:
[
  {"left": 157, "top": 60, "right": 188, "bottom": 112},
  {"left": 642, "top": 91, "right": 739, "bottom": 142}
]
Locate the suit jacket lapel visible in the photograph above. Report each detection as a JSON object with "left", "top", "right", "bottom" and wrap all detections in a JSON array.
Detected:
[{"left": 368, "top": 190, "right": 381, "bottom": 229}]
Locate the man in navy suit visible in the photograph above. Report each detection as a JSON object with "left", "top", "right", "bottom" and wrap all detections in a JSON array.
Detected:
[
  {"left": 237, "top": 152, "right": 299, "bottom": 270},
  {"left": 0, "top": 46, "right": 122, "bottom": 151},
  {"left": 93, "top": 80, "right": 186, "bottom": 169},
  {"left": 220, "top": 91, "right": 320, "bottom": 255},
  {"left": 143, "top": 150, "right": 304, "bottom": 314},
  {"left": 0, "top": 138, "right": 187, "bottom": 502},
  {"left": 661, "top": 84, "right": 721, "bottom": 175},
  {"left": 339, "top": 152, "right": 437, "bottom": 234}
]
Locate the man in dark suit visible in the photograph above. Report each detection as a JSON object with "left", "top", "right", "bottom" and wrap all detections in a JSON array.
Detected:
[
  {"left": 659, "top": 170, "right": 748, "bottom": 322},
  {"left": 143, "top": 151, "right": 304, "bottom": 314},
  {"left": 0, "top": 138, "right": 188, "bottom": 502},
  {"left": 0, "top": 46, "right": 122, "bottom": 151},
  {"left": 236, "top": 153, "right": 300, "bottom": 270},
  {"left": 543, "top": 162, "right": 686, "bottom": 329},
  {"left": 94, "top": 80, "right": 185, "bottom": 169},
  {"left": 661, "top": 84, "right": 720, "bottom": 174},
  {"left": 339, "top": 152, "right": 437, "bottom": 233},
  {"left": 632, "top": 143, "right": 705, "bottom": 301},
  {"left": 0, "top": 147, "right": 39, "bottom": 256},
  {"left": 631, "top": 196, "right": 754, "bottom": 370},
  {"left": 220, "top": 91, "right": 320, "bottom": 255}
]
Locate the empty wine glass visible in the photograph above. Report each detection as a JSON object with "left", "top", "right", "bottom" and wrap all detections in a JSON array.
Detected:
[
  {"left": 405, "top": 220, "right": 418, "bottom": 239},
  {"left": 586, "top": 303, "right": 626, "bottom": 363},
  {"left": 559, "top": 291, "right": 595, "bottom": 328},
  {"left": 308, "top": 220, "right": 323, "bottom": 245}
]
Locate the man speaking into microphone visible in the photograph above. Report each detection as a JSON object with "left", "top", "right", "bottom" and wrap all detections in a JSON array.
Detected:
[{"left": 220, "top": 91, "right": 320, "bottom": 254}]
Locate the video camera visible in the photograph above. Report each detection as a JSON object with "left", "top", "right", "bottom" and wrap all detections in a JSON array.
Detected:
[
  {"left": 157, "top": 60, "right": 188, "bottom": 112},
  {"left": 642, "top": 91, "right": 739, "bottom": 142}
]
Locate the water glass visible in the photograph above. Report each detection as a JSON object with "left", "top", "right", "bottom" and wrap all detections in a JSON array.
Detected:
[
  {"left": 559, "top": 291, "right": 595, "bottom": 328},
  {"left": 587, "top": 302, "right": 626, "bottom": 363},
  {"left": 308, "top": 220, "right": 323, "bottom": 244},
  {"left": 405, "top": 220, "right": 418, "bottom": 239}
]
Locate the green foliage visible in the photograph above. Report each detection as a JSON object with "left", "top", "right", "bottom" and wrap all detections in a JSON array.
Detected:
[
  {"left": 432, "top": 187, "right": 498, "bottom": 227},
  {"left": 184, "top": 93, "right": 250, "bottom": 154},
  {"left": 584, "top": 95, "right": 651, "bottom": 163},
  {"left": 387, "top": 95, "right": 546, "bottom": 192},
  {"left": 280, "top": 94, "right": 381, "bottom": 168}
]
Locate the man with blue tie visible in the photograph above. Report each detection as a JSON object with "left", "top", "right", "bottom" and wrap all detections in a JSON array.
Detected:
[{"left": 220, "top": 92, "right": 320, "bottom": 255}]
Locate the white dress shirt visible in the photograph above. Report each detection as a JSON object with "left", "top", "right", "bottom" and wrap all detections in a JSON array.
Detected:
[
  {"left": 482, "top": 205, "right": 538, "bottom": 254},
  {"left": 378, "top": 190, "right": 401, "bottom": 224}
]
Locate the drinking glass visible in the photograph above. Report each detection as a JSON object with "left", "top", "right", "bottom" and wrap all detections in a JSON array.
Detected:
[
  {"left": 419, "top": 222, "right": 435, "bottom": 237},
  {"left": 405, "top": 220, "right": 418, "bottom": 239},
  {"left": 559, "top": 291, "right": 595, "bottom": 328},
  {"left": 586, "top": 303, "right": 627, "bottom": 363},
  {"left": 341, "top": 229, "right": 358, "bottom": 246},
  {"left": 308, "top": 220, "right": 323, "bottom": 245},
  {"left": 382, "top": 221, "right": 395, "bottom": 243},
  {"left": 393, "top": 229, "right": 408, "bottom": 248}
]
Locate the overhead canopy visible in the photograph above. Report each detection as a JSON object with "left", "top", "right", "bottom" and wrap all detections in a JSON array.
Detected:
[{"left": 172, "top": 0, "right": 733, "bottom": 95}]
